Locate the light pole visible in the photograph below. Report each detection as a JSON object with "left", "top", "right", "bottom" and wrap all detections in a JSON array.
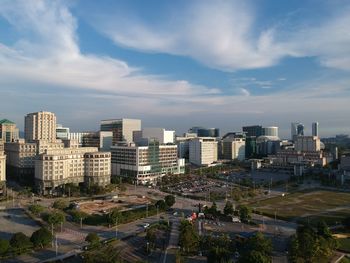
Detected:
[
  {"left": 115, "top": 218, "right": 118, "bottom": 238},
  {"left": 80, "top": 217, "right": 83, "bottom": 229}
]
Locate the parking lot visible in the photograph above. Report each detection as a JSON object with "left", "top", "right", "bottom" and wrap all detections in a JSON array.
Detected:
[
  {"left": 0, "top": 208, "right": 39, "bottom": 240},
  {"left": 227, "top": 170, "right": 291, "bottom": 185}
]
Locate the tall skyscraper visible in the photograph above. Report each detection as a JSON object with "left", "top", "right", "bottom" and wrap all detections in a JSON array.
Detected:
[
  {"left": 0, "top": 119, "right": 19, "bottom": 142},
  {"left": 312, "top": 122, "right": 319, "bottom": 137},
  {"left": 242, "top": 125, "right": 263, "bottom": 137},
  {"left": 25, "top": 111, "right": 57, "bottom": 142},
  {"left": 100, "top": 118, "right": 141, "bottom": 144},
  {"left": 291, "top": 122, "right": 304, "bottom": 140}
]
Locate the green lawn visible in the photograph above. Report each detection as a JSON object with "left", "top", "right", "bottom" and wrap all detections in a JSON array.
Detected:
[
  {"left": 252, "top": 190, "right": 350, "bottom": 224},
  {"left": 340, "top": 256, "right": 350, "bottom": 263}
]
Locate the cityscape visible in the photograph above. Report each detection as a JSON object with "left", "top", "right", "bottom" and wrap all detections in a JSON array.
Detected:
[{"left": 1, "top": 1, "right": 350, "bottom": 263}]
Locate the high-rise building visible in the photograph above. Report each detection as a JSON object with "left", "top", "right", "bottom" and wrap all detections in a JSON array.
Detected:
[
  {"left": 245, "top": 137, "right": 257, "bottom": 159},
  {"left": 242, "top": 125, "right": 263, "bottom": 137},
  {"left": 0, "top": 141, "right": 6, "bottom": 184},
  {"left": 111, "top": 140, "right": 184, "bottom": 184},
  {"left": 189, "top": 127, "right": 220, "bottom": 137},
  {"left": 142, "top": 128, "right": 175, "bottom": 144},
  {"left": 291, "top": 122, "right": 304, "bottom": 140},
  {"left": 295, "top": 136, "right": 321, "bottom": 152},
  {"left": 222, "top": 136, "right": 245, "bottom": 161},
  {"left": 0, "top": 119, "right": 19, "bottom": 143},
  {"left": 189, "top": 137, "right": 218, "bottom": 166},
  {"left": 312, "top": 122, "right": 319, "bottom": 137},
  {"left": 56, "top": 124, "right": 70, "bottom": 140},
  {"left": 100, "top": 119, "right": 141, "bottom": 144},
  {"left": 263, "top": 126, "right": 279, "bottom": 137},
  {"left": 25, "top": 111, "right": 57, "bottom": 142}
]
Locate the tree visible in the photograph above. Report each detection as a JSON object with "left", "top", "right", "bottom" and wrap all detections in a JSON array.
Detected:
[
  {"left": 155, "top": 199, "right": 168, "bottom": 211},
  {"left": 207, "top": 246, "right": 231, "bottom": 263},
  {"left": 245, "top": 232, "right": 272, "bottom": 256},
  {"left": 47, "top": 211, "right": 65, "bottom": 226},
  {"left": 208, "top": 202, "right": 219, "bottom": 217},
  {"left": 317, "top": 220, "right": 332, "bottom": 238},
  {"left": 223, "top": 201, "right": 234, "bottom": 216},
  {"left": 0, "top": 239, "right": 10, "bottom": 255},
  {"left": 30, "top": 227, "right": 53, "bottom": 248},
  {"left": 28, "top": 204, "right": 45, "bottom": 216},
  {"left": 238, "top": 205, "right": 251, "bottom": 222},
  {"left": 83, "top": 244, "right": 121, "bottom": 263},
  {"left": 164, "top": 195, "right": 176, "bottom": 207},
  {"left": 85, "top": 233, "right": 100, "bottom": 247},
  {"left": 10, "top": 232, "right": 32, "bottom": 254},
  {"left": 52, "top": 199, "right": 68, "bottom": 210},
  {"left": 239, "top": 250, "right": 271, "bottom": 263},
  {"left": 108, "top": 209, "right": 121, "bottom": 225},
  {"left": 179, "top": 220, "right": 199, "bottom": 254}
]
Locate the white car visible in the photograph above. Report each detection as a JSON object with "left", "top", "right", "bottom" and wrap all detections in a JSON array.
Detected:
[
  {"left": 232, "top": 217, "right": 241, "bottom": 223},
  {"left": 143, "top": 223, "right": 150, "bottom": 229}
]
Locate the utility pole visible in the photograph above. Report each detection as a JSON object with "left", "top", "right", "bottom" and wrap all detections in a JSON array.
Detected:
[
  {"left": 51, "top": 223, "right": 54, "bottom": 248},
  {"left": 55, "top": 236, "right": 58, "bottom": 256},
  {"left": 157, "top": 205, "right": 159, "bottom": 222},
  {"left": 146, "top": 203, "right": 148, "bottom": 218},
  {"left": 115, "top": 218, "right": 118, "bottom": 238},
  {"left": 80, "top": 217, "right": 83, "bottom": 229}
]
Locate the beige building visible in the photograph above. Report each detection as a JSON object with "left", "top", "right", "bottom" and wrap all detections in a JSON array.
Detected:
[
  {"left": 0, "top": 141, "right": 6, "bottom": 184},
  {"left": 0, "top": 119, "right": 19, "bottom": 142},
  {"left": 189, "top": 137, "right": 218, "bottom": 166},
  {"left": 111, "top": 141, "right": 185, "bottom": 184},
  {"left": 25, "top": 111, "right": 57, "bottom": 142},
  {"left": 35, "top": 147, "right": 111, "bottom": 194}
]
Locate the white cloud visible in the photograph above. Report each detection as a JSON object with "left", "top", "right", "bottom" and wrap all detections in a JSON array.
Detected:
[{"left": 90, "top": 0, "right": 350, "bottom": 72}]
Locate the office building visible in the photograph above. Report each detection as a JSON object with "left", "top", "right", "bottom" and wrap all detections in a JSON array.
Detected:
[
  {"left": 291, "top": 122, "right": 304, "bottom": 140},
  {"left": 111, "top": 140, "right": 184, "bottom": 184},
  {"left": 189, "top": 137, "right": 218, "bottom": 166},
  {"left": 312, "top": 122, "right": 319, "bottom": 137},
  {"left": 189, "top": 127, "right": 220, "bottom": 137},
  {"left": 25, "top": 111, "right": 57, "bottom": 142},
  {"left": 176, "top": 133, "right": 198, "bottom": 159},
  {"left": 100, "top": 119, "right": 141, "bottom": 144},
  {"left": 222, "top": 136, "right": 245, "bottom": 161},
  {"left": 56, "top": 124, "right": 70, "bottom": 140},
  {"left": 242, "top": 125, "right": 263, "bottom": 137},
  {"left": 35, "top": 147, "right": 111, "bottom": 194},
  {"left": 0, "top": 119, "right": 19, "bottom": 142},
  {"left": 0, "top": 141, "right": 6, "bottom": 183},
  {"left": 263, "top": 126, "right": 279, "bottom": 137},
  {"left": 245, "top": 137, "right": 257, "bottom": 159},
  {"left": 142, "top": 128, "right": 175, "bottom": 144},
  {"left": 295, "top": 136, "right": 321, "bottom": 152},
  {"left": 256, "top": 136, "right": 280, "bottom": 156}
]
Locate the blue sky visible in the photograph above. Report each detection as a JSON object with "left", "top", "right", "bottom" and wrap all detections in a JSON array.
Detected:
[{"left": 0, "top": 0, "right": 349, "bottom": 138}]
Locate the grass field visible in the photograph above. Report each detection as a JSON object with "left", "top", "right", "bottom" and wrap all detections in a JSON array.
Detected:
[{"left": 253, "top": 189, "right": 350, "bottom": 225}]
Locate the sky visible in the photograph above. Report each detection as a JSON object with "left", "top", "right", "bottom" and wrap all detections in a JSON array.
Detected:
[{"left": 0, "top": 0, "right": 349, "bottom": 138}]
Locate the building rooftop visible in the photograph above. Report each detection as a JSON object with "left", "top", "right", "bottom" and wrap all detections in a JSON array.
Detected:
[{"left": 0, "top": 119, "right": 15, "bottom": 125}]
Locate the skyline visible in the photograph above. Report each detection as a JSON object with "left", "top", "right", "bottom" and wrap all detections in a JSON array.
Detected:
[{"left": 0, "top": 0, "right": 350, "bottom": 137}]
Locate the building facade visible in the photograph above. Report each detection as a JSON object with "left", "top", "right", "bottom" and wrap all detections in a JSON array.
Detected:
[
  {"left": 35, "top": 147, "right": 111, "bottom": 194},
  {"left": 242, "top": 125, "right": 263, "bottom": 137},
  {"left": 222, "top": 137, "right": 246, "bottom": 161},
  {"left": 295, "top": 136, "right": 321, "bottom": 152},
  {"left": 101, "top": 119, "right": 141, "bottom": 144},
  {"left": 0, "top": 119, "right": 19, "bottom": 143},
  {"left": 0, "top": 141, "right": 6, "bottom": 183},
  {"left": 312, "top": 122, "right": 319, "bottom": 137},
  {"left": 25, "top": 111, "right": 57, "bottom": 142},
  {"left": 142, "top": 128, "right": 175, "bottom": 144},
  {"left": 56, "top": 124, "right": 70, "bottom": 140},
  {"left": 291, "top": 122, "right": 304, "bottom": 140},
  {"left": 189, "top": 137, "right": 218, "bottom": 166},
  {"left": 263, "top": 126, "right": 279, "bottom": 137},
  {"left": 111, "top": 141, "right": 184, "bottom": 184}
]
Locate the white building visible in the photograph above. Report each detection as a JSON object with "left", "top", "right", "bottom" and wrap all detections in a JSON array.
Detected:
[
  {"left": 142, "top": 128, "right": 175, "bottom": 144},
  {"left": 25, "top": 111, "right": 57, "bottom": 142},
  {"left": 111, "top": 141, "right": 184, "bottom": 184},
  {"left": 295, "top": 136, "right": 321, "bottom": 152},
  {"left": 189, "top": 137, "right": 218, "bottom": 166},
  {"left": 176, "top": 133, "right": 198, "bottom": 159},
  {"left": 56, "top": 124, "right": 70, "bottom": 140},
  {"left": 100, "top": 118, "right": 141, "bottom": 144},
  {"left": 222, "top": 137, "right": 246, "bottom": 161}
]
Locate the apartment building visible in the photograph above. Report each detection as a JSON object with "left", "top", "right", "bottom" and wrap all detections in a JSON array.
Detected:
[
  {"left": 0, "top": 119, "right": 19, "bottom": 142},
  {"left": 100, "top": 118, "right": 141, "bottom": 145},
  {"left": 25, "top": 111, "right": 57, "bottom": 142}
]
